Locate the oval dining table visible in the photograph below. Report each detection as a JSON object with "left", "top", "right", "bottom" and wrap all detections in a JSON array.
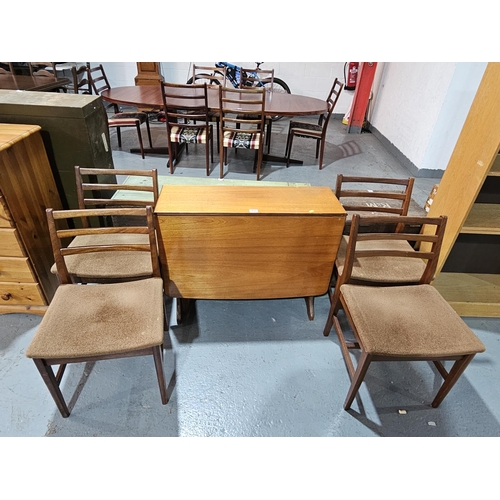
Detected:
[{"left": 101, "top": 85, "right": 327, "bottom": 162}]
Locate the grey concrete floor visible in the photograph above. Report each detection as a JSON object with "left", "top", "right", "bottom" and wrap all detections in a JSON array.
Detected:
[{"left": 1, "top": 116, "right": 499, "bottom": 440}]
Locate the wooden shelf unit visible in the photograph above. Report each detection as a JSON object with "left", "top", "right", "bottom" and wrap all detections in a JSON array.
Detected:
[
  {"left": 0, "top": 123, "right": 63, "bottom": 315},
  {"left": 429, "top": 63, "right": 500, "bottom": 317}
]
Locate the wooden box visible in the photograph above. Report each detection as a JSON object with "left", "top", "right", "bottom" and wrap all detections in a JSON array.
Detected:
[{"left": 155, "top": 185, "right": 346, "bottom": 300}]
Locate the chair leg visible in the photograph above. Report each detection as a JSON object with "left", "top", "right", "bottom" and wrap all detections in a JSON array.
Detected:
[
  {"left": 286, "top": 132, "right": 294, "bottom": 168},
  {"left": 33, "top": 358, "right": 70, "bottom": 418},
  {"left": 323, "top": 284, "right": 343, "bottom": 337},
  {"left": 318, "top": 138, "right": 326, "bottom": 170},
  {"left": 220, "top": 147, "right": 226, "bottom": 178},
  {"left": 431, "top": 354, "right": 476, "bottom": 408},
  {"left": 135, "top": 122, "right": 145, "bottom": 159},
  {"left": 145, "top": 117, "right": 153, "bottom": 148},
  {"left": 152, "top": 345, "right": 168, "bottom": 405},
  {"left": 304, "top": 297, "right": 314, "bottom": 320},
  {"left": 205, "top": 136, "right": 210, "bottom": 177},
  {"left": 266, "top": 120, "right": 272, "bottom": 154},
  {"left": 116, "top": 127, "right": 122, "bottom": 147},
  {"left": 284, "top": 129, "right": 291, "bottom": 158},
  {"left": 344, "top": 351, "right": 373, "bottom": 410}
]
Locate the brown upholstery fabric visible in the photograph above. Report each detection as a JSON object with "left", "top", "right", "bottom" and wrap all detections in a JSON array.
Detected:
[
  {"left": 26, "top": 278, "right": 164, "bottom": 359},
  {"left": 50, "top": 234, "right": 153, "bottom": 279},
  {"left": 335, "top": 235, "right": 426, "bottom": 283},
  {"left": 340, "top": 284, "right": 486, "bottom": 357}
]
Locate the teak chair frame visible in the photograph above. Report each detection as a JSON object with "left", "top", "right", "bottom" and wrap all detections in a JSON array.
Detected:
[
  {"left": 324, "top": 213, "right": 485, "bottom": 410},
  {"left": 285, "top": 78, "right": 343, "bottom": 169},
  {"left": 160, "top": 81, "right": 214, "bottom": 176},
  {"left": 218, "top": 86, "right": 266, "bottom": 180},
  {"left": 88, "top": 63, "right": 152, "bottom": 159},
  {"left": 27, "top": 206, "right": 167, "bottom": 417}
]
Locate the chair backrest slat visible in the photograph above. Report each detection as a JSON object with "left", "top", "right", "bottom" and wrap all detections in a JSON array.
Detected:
[
  {"left": 46, "top": 206, "right": 160, "bottom": 285},
  {"left": 341, "top": 214, "right": 447, "bottom": 287}
]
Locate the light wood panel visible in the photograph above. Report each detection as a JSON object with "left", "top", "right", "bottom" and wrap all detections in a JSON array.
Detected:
[
  {"left": 426, "top": 63, "right": 500, "bottom": 272},
  {"left": 0, "top": 228, "right": 25, "bottom": 257},
  {"left": 433, "top": 273, "right": 500, "bottom": 316},
  {"left": 461, "top": 204, "right": 500, "bottom": 234},
  {"left": 156, "top": 185, "right": 346, "bottom": 300},
  {"left": 0, "top": 257, "right": 36, "bottom": 282}
]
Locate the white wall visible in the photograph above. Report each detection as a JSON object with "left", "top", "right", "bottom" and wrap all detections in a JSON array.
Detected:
[{"left": 370, "top": 62, "right": 487, "bottom": 173}]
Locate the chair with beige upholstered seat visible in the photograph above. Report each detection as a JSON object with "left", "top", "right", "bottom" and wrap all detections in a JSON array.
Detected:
[
  {"left": 323, "top": 213, "right": 485, "bottom": 410},
  {"left": 25, "top": 206, "right": 168, "bottom": 417},
  {"left": 49, "top": 167, "right": 159, "bottom": 283}
]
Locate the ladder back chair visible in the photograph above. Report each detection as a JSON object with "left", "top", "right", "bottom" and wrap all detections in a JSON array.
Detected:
[
  {"left": 239, "top": 67, "right": 274, "bottom": 154},
  {"left": 160, "top": 81, "right": 214, "bottom": 176},
  {"left": 88, "top": 64, "right": 152, "bottom": 159},
  {"left": 25, "top": 206, "right": 168, "bottom": 417},
  {"left": 285, "top": 78, "right": 343, "bottom": 169},
  {"left": 65, "top": 64, "right": 91, "bottom": 94},
  {"left": 191, "top": 64, "right": 227, "bottom": 152},
  {"left": 219, "top": 86, "right": 266, "bottom": 180},
  {"left": 324, "top": 213, "right": 485, "bottom": 410},
  {"left": 49, "top": 167, "right": 159, "bottom": 283}
]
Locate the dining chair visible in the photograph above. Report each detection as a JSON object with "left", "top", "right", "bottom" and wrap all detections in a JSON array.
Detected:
[
  {"left": 28, "top": 62, "right": 58, "bottom": 77},
  {"left": 64, "top": 64, "right": 92, "bottom": 94},
  {"left": 0, "top": 62, "right": 14, "bottom": 74},
  {"left": 25, "top": 206, "right": 168, "bottom": 417},
  {"left": 285, "top": 78, "right": 344, "bottom": 169},
  {"left": 324, "top": 213, "right": 485, "bottom": 410},
  {"left": 160, "top": 81, "right": 214, "bottom": 176},
  {"left": 219, "top": 86, "right": 266, "bottom": 180},
  {"left": 49, "top": 166, "right": 159, "bottom": 283},
  {"left": 190, "top": 64, "right": 227, "bottom": 152},
  {"left": 239, "top": 67, "right": 274, "bottom": 154},
  {"left": 88, "top": 63, "right": 153, "bottom": 159}
]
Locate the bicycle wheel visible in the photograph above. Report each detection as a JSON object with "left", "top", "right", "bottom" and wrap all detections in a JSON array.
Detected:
[
  {"left": 186, "top": 72, "right": 224, "bottom": 86},
  {"left": 262, "top": 77, "right": 291, "bottom": 121}
]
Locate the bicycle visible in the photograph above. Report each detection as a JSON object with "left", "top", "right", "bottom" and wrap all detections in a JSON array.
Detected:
[{"left": 186, "top": 62, "right": 291, "bottom": 121}]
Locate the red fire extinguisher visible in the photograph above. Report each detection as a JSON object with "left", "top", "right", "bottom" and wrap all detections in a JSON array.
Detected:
[{"left": 344, "top": 62, "right": 359, "bottom": 91}]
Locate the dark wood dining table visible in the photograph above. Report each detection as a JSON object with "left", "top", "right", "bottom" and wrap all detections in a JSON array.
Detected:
[
  {"left": 100, "top": 85, "right": 328, "bottom": 162},
  {"left": 0, "top": 74, "right": 70, "bottom": 92}
]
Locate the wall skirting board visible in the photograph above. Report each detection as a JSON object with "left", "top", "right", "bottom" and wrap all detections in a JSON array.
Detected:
[{"left": 368, "top": 124, "right": 445, "bottom": 179}]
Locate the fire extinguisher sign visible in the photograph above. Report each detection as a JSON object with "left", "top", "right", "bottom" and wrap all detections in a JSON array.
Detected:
[{"left": 345, "top": 62, "right": 359, "bottom": 91}]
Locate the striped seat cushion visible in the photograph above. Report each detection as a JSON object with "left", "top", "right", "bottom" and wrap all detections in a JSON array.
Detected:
[
  {"left": 170, "top": 126, "right": 208, "bottom": 144},
  {"left": 223, "top": 131, "right": 260, "bottom": 149}
]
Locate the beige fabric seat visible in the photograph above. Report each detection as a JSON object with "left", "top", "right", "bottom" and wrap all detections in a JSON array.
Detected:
[
  {"left": 26, "top": 206, "right": 168, "bottom": 418},
  {"left": 26, "top": 278, "right": 164, "bottom": 359},
  {"left": 324, "top": 213, "right": 486, "bottom": 410},
  {"left": 341, "top": 284, "right": 485, "bottom": 357}
]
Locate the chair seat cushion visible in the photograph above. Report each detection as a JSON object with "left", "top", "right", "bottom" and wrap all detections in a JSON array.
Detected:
[
  {"left": 335, "top": 235, "right": 426, "bottom": 283},
  {"left": 25, "top": 278, "right": 165, "bottom": 359},
  {"left": 50, "top": 234, "right": 153, "bottom": 279},
  {"left": 223, "top": 131, "right": 260, "bottom": 149},
  {"left": 340, "top": 283, "right": 486, "bottom": 357},
  {"left": 170, "top": 125, "right": 208, "bottom": 144}
]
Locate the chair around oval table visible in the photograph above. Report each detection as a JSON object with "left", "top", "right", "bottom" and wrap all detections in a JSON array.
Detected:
[
  {"left": 219, "top": 86, "right": 266, "bottom": 180},
  {"left": 160, "top": 81, "right": 214, "bottom": 176},
  {"left": 285, "top": 78, "right": 343, "bottom": 169},
  {"left": 88, "top": 63, "right": 153, "bottom": 159}
]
